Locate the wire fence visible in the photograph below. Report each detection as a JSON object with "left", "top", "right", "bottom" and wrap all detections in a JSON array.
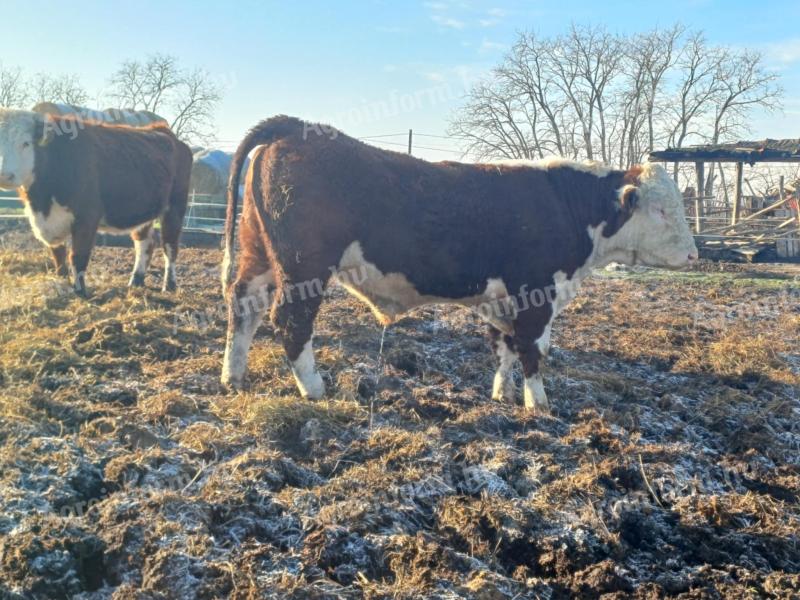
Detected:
[{"left": 0, "top": 191, "right": 228, "bottom": 234}]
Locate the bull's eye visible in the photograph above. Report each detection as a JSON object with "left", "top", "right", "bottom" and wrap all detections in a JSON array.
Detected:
[{"left": 22, "top": 142, "right": 30, "bottom": 149}]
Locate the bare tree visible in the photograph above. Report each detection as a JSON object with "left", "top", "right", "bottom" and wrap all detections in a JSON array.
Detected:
[
  {"left": 108, "top": 54, "right": 222, "bottom": 143},
  {"left": 0, "top": 64, "right": 28, "bottom": 108},
  {"left": 448, "top": 79, "right": 536, "bottom": 160},
  {"left": 450, "top": 25, "right": 784, "bottom": 173},
  {"left": 702, "top": 49, "right": 781, "bottom": 197},
  {"left": 709, "top": 49, "right": 782, "bottom": 145},
  {"left": 169, "top": 69, "right": 223, "bottom": 143},
  {"left": 665, "top": 32, "right": 724, "bottom": 149},
  {"left": 498, "top": 34, "right": 567, "bottom": 156},
  {"left": 551, "top": 25, "right": 623, "bottom": 162},
  {"left": 30, "top": 73, "right": 89, "bottom": 106},
  {"left": 636, "top": 25, "right": 683, "bottom": 155}
]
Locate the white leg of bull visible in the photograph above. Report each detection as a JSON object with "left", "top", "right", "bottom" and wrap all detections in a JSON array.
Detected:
[
  {"left": 523, "top": 375, "right": 550, "bottom": 413},
  {"left": 162, "top": 243, "right": 178, "bottom": 292},
  {"left": 221, "top": 271, "right": 273, "bottom": 389},
  {"left": 291, "top": 339, "right": 325, "bottom": 399},
  {"left": 129, "top": 226, "right": 154, "bottom": 287},
  {"left": 492, "top": 337, "right": 517, "bottom": 401}
]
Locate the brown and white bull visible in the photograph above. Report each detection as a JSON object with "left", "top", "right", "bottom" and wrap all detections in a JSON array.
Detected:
[
  {"left": 221, "top": 116, "right": 698, "bottom": 412},
  {"left": 0, "top": 109, "right": 192, "bottom": 295}
]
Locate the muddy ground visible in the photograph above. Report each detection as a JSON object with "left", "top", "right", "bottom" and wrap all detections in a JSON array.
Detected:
[{"left": 0, "top": 227, "right": 798, "bottom": 599}]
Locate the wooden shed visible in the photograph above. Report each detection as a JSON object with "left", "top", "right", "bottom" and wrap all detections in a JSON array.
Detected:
[{"left": 649, "top": 140, "right": 800, "bottom": 260}]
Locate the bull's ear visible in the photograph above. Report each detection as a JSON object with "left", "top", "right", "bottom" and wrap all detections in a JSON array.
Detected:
[
  {"left": 34, "top": 116, "right": 55, "bottom": 147},
  {"left": 624, "top": 165, "right": 643, "bottom": 185}
]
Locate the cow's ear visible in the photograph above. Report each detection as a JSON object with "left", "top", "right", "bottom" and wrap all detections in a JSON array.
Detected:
[
  {"left": 619, "top": 184, "right": 639, "bottom": 214},
  {"left": 34, "top": 116, "right": 55, "bottom": 147}
]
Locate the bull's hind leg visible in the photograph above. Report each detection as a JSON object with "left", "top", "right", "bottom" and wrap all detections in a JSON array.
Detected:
[
  {"left": 509, "top": 303, "right": 553, "bottom": 414},
  {"left": 159, "top": 204, "right": 185, "bottom": 293},
  {"left": 221, "top": 262, "right": 275, "bottom": 390},
  {"left": 128, "top": 224, "right": 155, "bottom": 287},
  {"left": 271, "top": 274, "right": 330, "bottom": 399}
]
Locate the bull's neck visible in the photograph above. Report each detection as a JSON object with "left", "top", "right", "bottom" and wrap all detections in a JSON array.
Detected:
[
  {"left": 565, "top": 171, "right": 630, "bottom": 270},
  {"left": 587, "top": 224, "right": 636, "bottom": 269},
  {"left": 569, "top": 171, "right": 634, "bottom": 272}
]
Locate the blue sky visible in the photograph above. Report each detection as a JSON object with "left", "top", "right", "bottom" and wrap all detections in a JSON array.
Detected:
[{"left": 3, "top": 0, "right": 800, "bottom": 160}]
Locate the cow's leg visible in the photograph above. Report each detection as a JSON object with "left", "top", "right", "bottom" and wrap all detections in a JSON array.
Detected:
[
  {"left": 488, "top": 325, "right": 518, "bottom": 401},
  {"left": 128, "top": 223, "right": 155, "bottom": 287},
  {"left": 159, "top": 204, "right": 185, "bottom": 293},
  {"left": 50, "top": 244, "right": 69, "bottom": 278},
  {"left": 271, "top": 276, "right": 330, "bottom": 399},
  {"left": 221, "top": 265, "right": 275, "bottom": 390},
  {"left": 69, "top": 221, "right": 98, "bottom": 297},
  {"left": 511, "top": 303, "right": 554, "bottom": 414}
]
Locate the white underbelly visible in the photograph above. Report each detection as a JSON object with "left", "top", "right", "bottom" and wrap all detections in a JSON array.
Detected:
[
  {"left": 25, "top": 201, "right": 74, "bottom": 247},
  {"left": 98, "top": 220, "right": 152, "bottom": 235},
  {"left": 336, "top": 241, "right": 513, "bottom": 332}
]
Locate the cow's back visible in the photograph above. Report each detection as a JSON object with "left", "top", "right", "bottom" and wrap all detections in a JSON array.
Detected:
[{"left": 36, "top": 121, "right": 187, "bottom": 229}]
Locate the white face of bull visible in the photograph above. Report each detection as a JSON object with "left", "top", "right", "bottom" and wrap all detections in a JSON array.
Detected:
[
  {"left": 605, "top": 162, "right": 699, "bottom": 269},
  {"left": 0, "top": 110, "right": 40, "bottom": 190}
]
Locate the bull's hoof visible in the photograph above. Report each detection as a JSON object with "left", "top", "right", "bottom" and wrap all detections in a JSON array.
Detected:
[
  {"left": 492, "top": 374, "right": 516, "bottom": 403},
  {"left": 220, "top": 365, "right": 245, "bottom": 392},
  {"left": 523, "top": 377, "right": 550, "bottom": 415},
  {"left": 491, "top": 390, "right": 516, "bottom": 403},
  {"left": 220, "top": 376, "right": 244, "bottom": 393},
  {"left": 523, "top": 403, "right": 552, "bottom": 417},
  {"left": 129, "top": 272, "right": 146, "bottom": 287},
  {"left": 162, "top": 279, "right": 177, "bottom": 293},
  {"left": 296, "top": 372, "right": 326, "bottom": 400}
]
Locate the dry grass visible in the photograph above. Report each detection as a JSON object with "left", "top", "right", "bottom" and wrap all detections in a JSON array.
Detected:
[{"left": 0, "top": 230, "right": 798, "bottom": 599}]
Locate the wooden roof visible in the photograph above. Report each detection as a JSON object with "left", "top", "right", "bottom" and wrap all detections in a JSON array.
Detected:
[{"left": 649, "top": 139, "right": 800, "bottom": 164}]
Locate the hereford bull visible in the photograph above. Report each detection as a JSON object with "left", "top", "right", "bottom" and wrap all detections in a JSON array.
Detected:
[
  {"left": 220, "top": 116, "right": 698, "bottom": 412},
  {"left": 0, "top": 109, "right": 192, "bottom": 295}
]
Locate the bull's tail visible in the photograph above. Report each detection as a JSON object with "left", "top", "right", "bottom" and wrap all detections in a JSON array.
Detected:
[{"left": 222, "top": 115, "right": 304, "bottom": 293}]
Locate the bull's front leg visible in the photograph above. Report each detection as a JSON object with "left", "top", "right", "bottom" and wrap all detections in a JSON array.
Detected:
[
  {"left": 488, "top": 325, "right": 517, "bottom": 402},
  {"left": 511, "top": 304, "right": 554, "bottom": 414},
  {"left": 69, "top": 220, "right": 99, "bottom": 297},
  {"left": 518, "top": 338, "right": 550, "bottom": 413}
]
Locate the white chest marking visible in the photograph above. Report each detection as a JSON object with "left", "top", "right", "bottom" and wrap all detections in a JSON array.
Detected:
[{"left": 25, "top": 199, "right": 74, "bottom": 246}]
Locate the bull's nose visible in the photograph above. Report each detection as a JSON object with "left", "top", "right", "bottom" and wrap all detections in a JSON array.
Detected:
[{"left": 688, "top": 252, "right": 698, "bottom": 262}]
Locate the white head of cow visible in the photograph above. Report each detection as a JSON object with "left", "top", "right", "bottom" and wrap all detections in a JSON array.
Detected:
[
  {"left": 601, "top": 162, "right": 699, "bottom": 269},
  {"left": 0, "top": 109, "right": 49, "bottom": 190}
]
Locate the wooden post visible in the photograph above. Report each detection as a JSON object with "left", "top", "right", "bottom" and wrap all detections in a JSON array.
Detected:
[
  {"left": 694, "top": 162, "right": 705, "bottom": 234},
  {"left": 673, "top": 162, "right": 679, "bottom": 183},
  {"left": 408, "top": 129, "right": 413, "bottom": 155},
  {"left": 732, "top": 162, "right": 744, "bottom": 225}
]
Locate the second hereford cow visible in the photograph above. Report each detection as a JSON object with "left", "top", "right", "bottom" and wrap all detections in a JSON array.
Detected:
[
  {"left": 0, "top": 109, "right": 192, "bottom": 295},
  {"left": 221, "top": 116, "right": 698, "bottom": 412}
]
